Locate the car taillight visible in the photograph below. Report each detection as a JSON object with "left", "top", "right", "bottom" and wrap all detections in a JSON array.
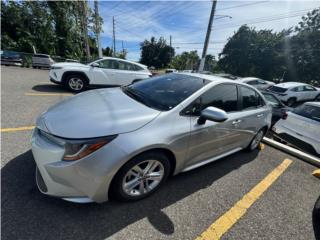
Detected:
[{"left": 282, "top": 112, "right": 288, "bottom": 120}]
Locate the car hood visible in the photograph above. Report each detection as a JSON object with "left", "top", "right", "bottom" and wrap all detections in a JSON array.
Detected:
[
  {"left": 52, "top": 62, "right": 89, "bottom": 68},
  {"left": 38, "top": 88, "right": 161, "bottom": 139}
]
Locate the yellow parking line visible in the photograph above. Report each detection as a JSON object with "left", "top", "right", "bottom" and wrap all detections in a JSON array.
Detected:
[
  {"left": 1, "top": 126, "right": 35, "bottom": 133},
  {"left": 195, "top": 158, "right": 292, "bottom": 240},
  {"left": 25, "top": 93, "right": 73, "bottom": 96}
]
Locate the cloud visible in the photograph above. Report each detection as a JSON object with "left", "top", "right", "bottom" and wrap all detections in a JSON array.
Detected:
[{"left": 96, "top": 0, "right": 320, "bottom": 61}]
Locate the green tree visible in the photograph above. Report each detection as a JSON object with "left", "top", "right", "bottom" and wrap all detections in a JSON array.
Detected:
[
  {"left": 169, "top": 51, "right": 200, "bottom": 70},
  {"left": 140, "top": 37, "right": 174, "bottom": 68}
]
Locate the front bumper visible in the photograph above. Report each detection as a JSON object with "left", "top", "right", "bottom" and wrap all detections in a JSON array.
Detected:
[{"left": 31, "top": 128, "right": 128, "bottom": 203}]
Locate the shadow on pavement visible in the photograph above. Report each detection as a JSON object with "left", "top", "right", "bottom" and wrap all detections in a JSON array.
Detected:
[
  {"left": 32, "top": 84, "right": 71, "bottom": 93},
  {"left": 1, "top": 149, "right": 258, "bottom": 240}
]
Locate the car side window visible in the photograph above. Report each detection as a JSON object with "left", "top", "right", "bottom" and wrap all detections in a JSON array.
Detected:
[
  {"left": 240, "top": 86, "right": 261, "bottom": 110},
  {"left": 183, "top": 84, "right": 239, "bottom": 116},
  {"left": 246, "top": 80, "right": 257, "bottom": 85},
  {"left": 292, "top": 86, "right": 304, "bottom": 92},
  {"left": 257, "top": 79, "right": 266, "bottom": 84},
  {"left": 98, "top": 59, "right": 119, "bottom": 69},
  {"left": 303, "top": 85, "right": 316, "bottom": 91}
]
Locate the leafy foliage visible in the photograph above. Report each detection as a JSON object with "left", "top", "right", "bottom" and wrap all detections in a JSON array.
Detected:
[
  {"left": 1, "top": 1, "right": 103, "bottom": 61},
  {"left": 140, "top": 37, "right": 174, "bottom": 68},
  {"left": 218, "top": 8, "right": 320, "bottom": 84}
]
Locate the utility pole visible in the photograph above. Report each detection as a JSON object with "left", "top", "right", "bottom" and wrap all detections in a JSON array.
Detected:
[
  {"left": 112, "top": 16, "right": 116, "bottom": 57},
  {"left": 198, "top": 0, "right": 217, "bottom": 72},
  {"left": 81, "top": 0, "right": 91, "bottom": 61},
  {"left": 94, "top": 0, "right": 102, "bottom": 58},
  {"left": 170, "top": 35, "right": 172, "bottom": 47}
]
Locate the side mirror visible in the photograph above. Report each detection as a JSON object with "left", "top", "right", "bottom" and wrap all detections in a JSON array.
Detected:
[
  {"left": 91, "top": 62, "right": 100, "bottom": 68},
  {"left": 197, "top": 107, "right": 228, "bottom": 125}
]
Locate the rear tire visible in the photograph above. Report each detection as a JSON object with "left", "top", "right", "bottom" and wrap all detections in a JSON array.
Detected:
[
  {"left": 246, "top": 128, "right": 265, "bottom": 152},
  {"left": 64, "top": 74, "right": 87, "bottom": 93},
  {"left": 110, "top": 151, "right": 171, "bottom": 202},
  {"left": 287, "top": 98, "right": 296, "bottom": 107}
]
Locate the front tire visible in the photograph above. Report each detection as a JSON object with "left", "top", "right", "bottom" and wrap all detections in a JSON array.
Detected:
[
  {"left": 65, "top": 74, "right": 87, "bottom": 93},
  {"left": 110, "top": 151, "right": 171, "bottom": 201},
  {"left": 246, "top": 129, "right": 265, "bottom": 151},
  {"left": 315, "top": 94, "right": 320, "bottom": 102}
]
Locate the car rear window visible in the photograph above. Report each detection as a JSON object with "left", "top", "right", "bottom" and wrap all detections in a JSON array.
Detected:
[
  {"left": 269, "top": 86, "right": 288, "bottom": 93},
  {"left": 293, "top": 104, "right": 320, "bottom": 122}
]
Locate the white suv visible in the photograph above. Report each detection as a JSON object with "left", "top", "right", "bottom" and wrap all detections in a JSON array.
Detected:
[
  {"left": 49, "top": 57, "right": 152, "bottom": 92},
  {"left": 273, "top": 102, "right": 320, "bottom": 156},
  {"left": 267, "top": 82, "right": 320, "bottom": 106}
]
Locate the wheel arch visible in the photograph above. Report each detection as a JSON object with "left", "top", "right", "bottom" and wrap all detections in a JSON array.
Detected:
[
  {"left": 108, "top": 147, "right": 177, "bottom": 200},
  {"left": 62, "top": 71, "right": 90, "bottom": 85}
]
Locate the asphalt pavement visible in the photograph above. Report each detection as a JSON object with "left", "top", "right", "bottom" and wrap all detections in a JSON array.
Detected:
[{"left": 1, "top": 66, "right": 319, "bottom": 240}]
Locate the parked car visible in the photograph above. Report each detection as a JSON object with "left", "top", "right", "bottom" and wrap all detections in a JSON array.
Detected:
[
  {"left": 214, "top": 73, "right": 240, "bottom": 80},
  {"left": 1, "top": 50, "right": 23, "bottom": 66},
  {"left": 273, "top": 102, "right": 320, "bottom": 156},
  {"left": 261, "top": 91, "right": 292, "bottom": 126},
  {"left": 238, "top": 77, "right": 275, "bottom": 90},
  {"left": 165, "top": 68, "right": 177, "bottom": 73},
  {"left": 49, "top": 57, "right": 152, "bottom": 92},
  {"left": 267, "top": 82, "right": 320, "bottom": 106},
  {"left": 32, "top": 73, "right": 271, "bottom": 203},
  {"left": 32, "top": 54, "right": 55, "bottom": 69}
]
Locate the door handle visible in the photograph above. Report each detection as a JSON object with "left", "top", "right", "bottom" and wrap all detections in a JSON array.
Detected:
[
  {"left": 232, "top": 119, "right": 242, "bottom": 125},
  {"left": 257, "top": 114, "right": 264, "bottom": 118}
]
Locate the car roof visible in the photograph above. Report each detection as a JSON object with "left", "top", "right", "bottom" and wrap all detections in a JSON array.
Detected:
[
  {"left": 240, "top": 77, "right": 260, "bottom": 81},
  {"left": 275, "top": 82, "right": 307, "bottom": 88},
  {"left": 305, "top": 102, "right": 320, "bottom": 107},
  {"left": 177, "top": 72, "right": 239, "bottom": 84}
]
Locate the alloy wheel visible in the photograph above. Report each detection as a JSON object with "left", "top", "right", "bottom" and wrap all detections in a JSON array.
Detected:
[
  {"left": 68, "top": 77, "right": 84, "bottom": 91},
  {"left": 122, "top": 160, "right": 164, "bottom": 196},
  {"left": 250, "top": 130, "right": 264, "bottom": 150}
]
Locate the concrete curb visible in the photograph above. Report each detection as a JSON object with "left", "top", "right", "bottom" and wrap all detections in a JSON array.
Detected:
[{"left": 262, "top": 137, "right": 320, "bottom": 167}]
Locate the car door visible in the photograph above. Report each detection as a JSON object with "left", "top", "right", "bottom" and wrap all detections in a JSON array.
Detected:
[
  {"left": 236, "top": 86, "right": 268, "bottom": 143},
  {"left": 112, "top": 60, "right": 139, "bottom": 85},
  {"left": 183, "top": 83, "right": 245, "bottom": 167},
  {"left": 88, "top": 59, "right": 117, "bottom": 85},
  {"left": 303, "top": 85, "right": 318, "bottom": 100}
]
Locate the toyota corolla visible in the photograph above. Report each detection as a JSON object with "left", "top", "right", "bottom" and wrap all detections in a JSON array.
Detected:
[{"left": 31, "top": 73, "right": 271, "bottom": 203}]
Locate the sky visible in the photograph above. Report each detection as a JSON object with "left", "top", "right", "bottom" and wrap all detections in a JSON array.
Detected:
[{"left": 90, "top": 0, "right": 320, "bottom": 61}]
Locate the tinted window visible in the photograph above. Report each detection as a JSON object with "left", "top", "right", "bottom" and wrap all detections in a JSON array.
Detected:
[
  {"left": 304, "top": 85, "right": 316, "bottom": 91},
  {"left": 293, "top": 104, "right": 320, "bottom": 122},
  {"left": 98, "top": 59, "right": 119, "bottom": 69},
  {"left": 241, "top": 86, "right": 260, "bottom": 110},
  {"left": 269, "top": 86, "right": 288, "bottom": 93},
  {"left": 292, "top": 86, "right": 304, "bottom": 92},
  {"left": 185, "top": 84, "right": 238, "bottom": 115},
  {"left": 123, "top": 73, "right": 209, "bottom": 111},
  {"left": 246, "top": 80, "right": 257, "bottom": 85}
]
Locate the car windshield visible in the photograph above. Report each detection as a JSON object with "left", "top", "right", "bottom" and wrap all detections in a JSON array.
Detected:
[
  {"left": 293, "top": 104, "right": 320, "bottom": 122},
  {"left": 268, "top": 86, "right": 288, "bottom": 93},
  {"left": 122, "top": 73, "right": 210, "bottom": 111}
]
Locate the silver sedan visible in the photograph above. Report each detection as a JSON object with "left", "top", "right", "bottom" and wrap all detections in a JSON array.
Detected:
[{"left": 32, "top": 73, "right": 271, "bottom": 203}]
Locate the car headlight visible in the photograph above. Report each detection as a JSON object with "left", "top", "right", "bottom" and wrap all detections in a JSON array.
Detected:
[
  {"left": 51, "top": 66, "right": 63, "bottom": 70},
  {"left": 63, "top": 135, "right": 117, "bottom": 161}
]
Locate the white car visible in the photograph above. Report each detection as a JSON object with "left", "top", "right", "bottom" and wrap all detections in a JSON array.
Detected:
[
  {"left": 267, "top": 82, "right": 320, "bottom": 106},
  {"left": 273, "top": 102, "right": 320, "bottom": 156},
  {"left": 49, "top": 57, "right": 152, "bottom": 92},
  {"left": 238, "top": 77, "right": 275, "bottom": 91}
]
